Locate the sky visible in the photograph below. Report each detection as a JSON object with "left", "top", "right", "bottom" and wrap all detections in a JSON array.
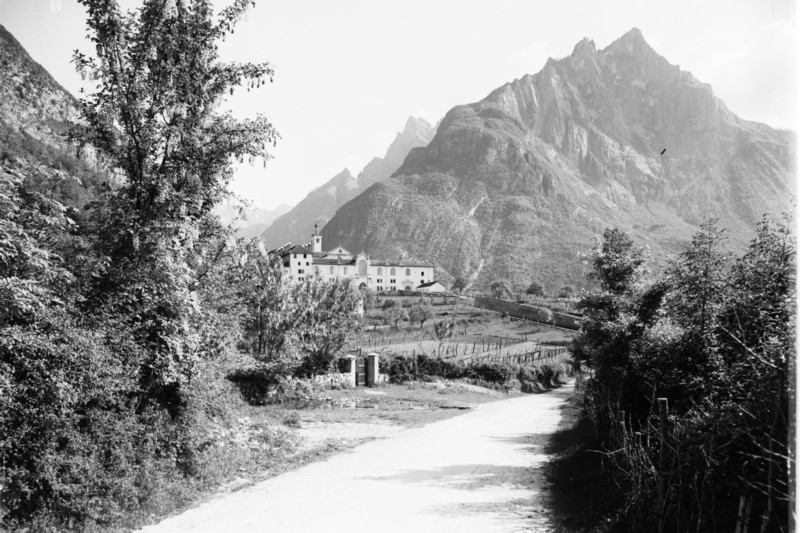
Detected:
[{"left": 0, "top": 0, "right": 796, "bottom": 210}]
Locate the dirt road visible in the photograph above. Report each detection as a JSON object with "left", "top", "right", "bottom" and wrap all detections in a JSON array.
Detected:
[{"left": 139, "top": 381, "right": 574, "bottom": 533}]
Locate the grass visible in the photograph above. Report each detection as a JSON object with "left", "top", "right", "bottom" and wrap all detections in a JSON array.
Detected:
[{"left": 545, "top": 385, "right": 624, "bottom": 533}]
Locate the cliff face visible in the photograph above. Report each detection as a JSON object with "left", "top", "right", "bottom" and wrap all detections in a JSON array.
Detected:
[
  {"left": 260, "top": 117, "right": 435, "bottom": 248},
  {"left": 323, "top": 29, "right": 794, "bottom": 291},
  {"left": 0, "top": 24, "right": 82, "bottom": 152},
  {"left": 0, "top": 24, "right": 105, "bottom": 209}
]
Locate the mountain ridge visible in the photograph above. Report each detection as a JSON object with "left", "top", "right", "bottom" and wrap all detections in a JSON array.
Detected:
[
  {"left": 322, "top": 28, "right": 794, "bottom": 292},
  {"left": 260, "top": 116, "right": 435, "bottom": 248}
]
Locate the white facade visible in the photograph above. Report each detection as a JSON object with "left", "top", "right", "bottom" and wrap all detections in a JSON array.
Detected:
[{"left": 277, "top": 226, "right": 435, "bottom": 291}]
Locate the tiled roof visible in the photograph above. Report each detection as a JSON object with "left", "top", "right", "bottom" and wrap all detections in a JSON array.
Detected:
[
  {"left": 312, "top": 257, "right": 357, "bottom": 265},
  {"left": 369, "top": 259, "right": 435, "bottom": 267},
  {"left": 286, "top": 245, "right": 311, "bottom": 255}
]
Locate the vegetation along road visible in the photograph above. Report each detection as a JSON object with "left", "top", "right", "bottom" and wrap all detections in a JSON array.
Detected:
[{"left": 139, "top": 381, "right": 575, "bottom": 533}]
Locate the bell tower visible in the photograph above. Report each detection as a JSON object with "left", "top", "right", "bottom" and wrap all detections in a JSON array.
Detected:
[{"left": 312, "top": 222, "right": 322, "bottom": 253}]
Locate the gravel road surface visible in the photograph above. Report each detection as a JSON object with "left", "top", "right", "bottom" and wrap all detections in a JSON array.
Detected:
[{"left": 138, "top": 380, "right": 574, "bottom": 533}]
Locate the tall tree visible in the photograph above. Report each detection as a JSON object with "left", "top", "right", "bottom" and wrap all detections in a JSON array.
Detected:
[{"left": 71, "top": 0, "right": 277, "bottom": 408}]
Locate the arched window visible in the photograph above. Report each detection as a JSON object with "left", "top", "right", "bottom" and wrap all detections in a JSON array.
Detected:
[
  {"left": 390, "top": 268, "right": 396, "bottom": 276},
  {"left": 329, "top": 266, "right": 334, "bottom": 274},
  {"left": 405, "top": 268, "right": 411, "bottom": 276},
  {"left": 377, "top": 267, "right": 383, "bottom": 275},
  {"left": 314, "top": 266, "right": 319, "bottom": 275},
  {"left": 343, "top": 267, "right": 348, "bottom": 275}
]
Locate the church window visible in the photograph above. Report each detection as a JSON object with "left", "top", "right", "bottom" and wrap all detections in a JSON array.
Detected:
[
  {"left": 377, "top": 267, "right": 383, "bottom": 275},
  {"left": 344, "top": 267, "right": 348, "bottom": 275},
  {"left": 390, "top": 268, "right": 396, "bottom": 275},
  {"left": 329, "top": 266, "right": 334, "bottom": 274},
  {"left": 405, "top": 268, "right": 411, "bottom": 276},
  {"left": 314, "top": 266, "right": 319, "bottom": 275}
]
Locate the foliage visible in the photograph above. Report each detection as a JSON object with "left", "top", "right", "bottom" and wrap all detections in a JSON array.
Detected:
[
  {"left": 384, "top": 305, "right": 409, "bottom": 331},
  {"left": 408, "top": 299, "right": 434, "bottom": 328},
  {"left": 451, "top": 276, "right": 468, "bottom": 293},
  {"left": 382, "top": 353, "right": 562, "bottom": 390},
  {"left": 233, "top": 244, "right": 361, "bottom": 377},
  {"left": 1, "top": 1, "right": 282, "bottom": 528},
  {"left": 0, "top": 160, "right": 75, "bottom": 326},
  {"left": 572, "top": 216, "right": 794, "bottom": 532},
  {"left": 526, "top": 281, "right": 545, "bottom": 296},
  {"left": 490, "top": 280, "right": 513, "bottom": 299},
  {"left": 433, "top": 319, "right": 454, "bottom": 341},
  {"left": 556, "top": 285, "right": 576, "bottom": 299}
]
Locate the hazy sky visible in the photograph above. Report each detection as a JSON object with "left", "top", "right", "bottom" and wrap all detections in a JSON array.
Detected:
[{"left": 0, "top": 0, "right": 796, "bottom": 210}]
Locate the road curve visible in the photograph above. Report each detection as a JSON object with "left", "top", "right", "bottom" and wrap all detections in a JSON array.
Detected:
[{"left": 138, "top": 381, "right": 574, "bottom": 533}]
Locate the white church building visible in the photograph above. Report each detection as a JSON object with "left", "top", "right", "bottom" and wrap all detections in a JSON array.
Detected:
[{"left": 274, "top": 224, "right": 436, "bottom": 292}]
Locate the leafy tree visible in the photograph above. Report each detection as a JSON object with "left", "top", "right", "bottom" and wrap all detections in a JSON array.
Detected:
[
  {"left": 557, "top": 285, "right": 576, "bottom": 298},
  {"left": 451, "top": 276, "right": 468, "bottom": 293},
  {"left": 384, "top": 306, "right": 408, "bottom": 331},
  {"left": 408, "top": 300, "right": 434, "bottom": 329},
  {"left": 294, "top": 278, "right": 362, "bottom": 376},
  {"left": 71, "top": 0, "right": 277, "bottom": 412},
  {"left": 490, "top": 280, "right": 512, "bottom": 299},
  {"left": 526, "top": 281, "right": 545, "bottom": 297},
  {"left": 0, "top": 159, "right": 74, "bottom": 325},
  {"left": 433, "top": 319, "right": 455, "bottom": 341},
  {"left": 589, "top": 228, "right": 646, "bottom": 295}
]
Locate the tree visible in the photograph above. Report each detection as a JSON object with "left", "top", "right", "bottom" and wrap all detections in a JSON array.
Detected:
[
  {"left": 433, "top": 319, "right": 454, "bottom": 341},
  {"left": 71, "top": 0, "right": 277, "bottom": 411},
  {"left": 294, "top": 277, "right": 362, "bottom": 376},
  {"left": 526, "top": 281, "right": 545, "bottom": 297},
  {"left": 408, "top": 300, "right": 434, "bottom": 329},
  {"left": 384, "top": 306, "right": 408, "bottom": 331},
  {"left": 589, "top": 228, "right": 647, "bottom": 295},
  {"left": 490, "top": 280, "right": 512, "bottom": 300},
  {"left": 451, "top": 276, "right": 468, "bottom": 293},
  {"left": 557, "top": 285, "right": 576, "bottom": 299}
]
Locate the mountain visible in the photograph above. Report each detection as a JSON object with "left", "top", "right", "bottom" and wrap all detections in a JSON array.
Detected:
[
  {"left": 357, "top": 116, "right": 435, "bottom": 189},
  {"left": 322, "top": 28, "right": 794, "bottom": 291},
  {"left": 0, "top": 24, "right": 103, "bottom": 208},
  {"left": 213, "top": 199, "right": 291, "bottom": 237},
  {"left": 0, "top": 24, "right": 81, "bottom": 151},
  {"left": 260, "top": 117, "right": 435, "bottom": 248}
]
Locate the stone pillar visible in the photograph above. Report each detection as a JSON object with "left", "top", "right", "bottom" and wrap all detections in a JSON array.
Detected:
[
  {"left": 344, "top": 355, "right": 357, "bottom": 388},
  {"left": 365, "top": 353, "right": 379, "bottom": 387}
]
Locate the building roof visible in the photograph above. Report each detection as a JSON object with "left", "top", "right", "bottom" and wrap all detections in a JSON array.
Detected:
[
  {"left": 326, "top": 246, "right": 353, "bottom": 256},
  {"left": 312, "top": 257, "right": 357, "bottom": 266},
  {"left": 370, "top": 259, "right": 435, "bottom": 268},
  {"left": 417, "top": 281, "right": 445, "bottom": 288},
  {"left": 286, "top": 245, "right": 311, "bottom": 255}
]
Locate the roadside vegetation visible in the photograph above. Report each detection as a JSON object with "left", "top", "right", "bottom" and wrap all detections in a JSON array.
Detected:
[{"left": 548, "top": 217, "right": 794, "bottom": 532}]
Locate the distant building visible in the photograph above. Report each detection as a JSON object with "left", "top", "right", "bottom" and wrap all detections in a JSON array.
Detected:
[
  {"left": 416, "top": 281, "right": 446, "bottom": 294},
  {"left": 273, "top": 223, "right": 436, "bottom": 291}
]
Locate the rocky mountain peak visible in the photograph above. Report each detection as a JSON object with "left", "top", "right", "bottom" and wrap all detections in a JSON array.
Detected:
[
  {"left": 571, "top": 37, "right": 597, "bottom": 58},
  {"left": 323, "top": 28, "right": 793, "bottom": 291}
]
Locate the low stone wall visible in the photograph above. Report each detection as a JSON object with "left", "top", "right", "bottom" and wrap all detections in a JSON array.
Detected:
[{"left": 465, "top": 296, "right": 584, "bottom": 330}]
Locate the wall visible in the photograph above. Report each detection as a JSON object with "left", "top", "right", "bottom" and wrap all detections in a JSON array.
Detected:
[{"left": 463, "top": 296, "right": 584, "bottom": 330}]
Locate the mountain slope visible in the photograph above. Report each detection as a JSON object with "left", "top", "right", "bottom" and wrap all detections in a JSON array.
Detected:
[
  {"left": 0, "top": 24, "right": 104, "bottom": 208},
  {"left": 322, "top": 29, "right": 794, "bottom": 291},
  {"left": 260, "top": 116, "right": 435, "bottom": 248}
]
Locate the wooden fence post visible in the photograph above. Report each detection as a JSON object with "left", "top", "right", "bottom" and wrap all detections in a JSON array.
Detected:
[{"left": 658, "top": 397, "right": 669, "bottom": 532}]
